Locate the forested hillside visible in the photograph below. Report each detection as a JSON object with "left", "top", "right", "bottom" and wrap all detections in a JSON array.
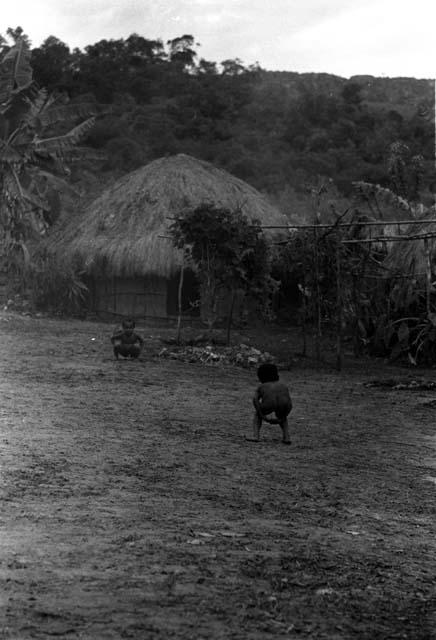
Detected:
[{"left": 11, "top": 29, "right": 434, "bottom": 218}]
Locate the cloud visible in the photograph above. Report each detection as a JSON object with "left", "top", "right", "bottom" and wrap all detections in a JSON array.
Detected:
[
  {"left": 274, "top": 0, "right": 436, "bottom": 77},
  {"left": 1, "top": 0, "right": 433, "bottom": 77}
]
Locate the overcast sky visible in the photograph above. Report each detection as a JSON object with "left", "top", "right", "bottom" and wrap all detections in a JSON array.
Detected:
[{"left": 3, "top": 0, "right": 435, "bottom": 79}]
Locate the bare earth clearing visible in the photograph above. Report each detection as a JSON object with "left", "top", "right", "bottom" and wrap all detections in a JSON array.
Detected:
[{"left": 1, "top": 312, "right": 435, "bottom": 639}]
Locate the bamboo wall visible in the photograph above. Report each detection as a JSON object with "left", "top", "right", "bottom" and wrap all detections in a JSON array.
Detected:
[{"left": 89, "top": 271, "right": 199, "bottom": 319}]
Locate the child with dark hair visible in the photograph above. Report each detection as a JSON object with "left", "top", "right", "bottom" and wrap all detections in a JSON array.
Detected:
[
  {"left": 247, "top": 363, "right": 293, "bottom": 445},
  {"left": 111, "top": 318, "right": 144, "bottom": 359}
]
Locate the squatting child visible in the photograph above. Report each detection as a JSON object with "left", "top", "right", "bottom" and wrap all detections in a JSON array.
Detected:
[
  {"left": 248, "top": 363, "right": 293, "bottom": 445},
  {"left": 111, "top": 318, "right": 144, "bottom": 359}
]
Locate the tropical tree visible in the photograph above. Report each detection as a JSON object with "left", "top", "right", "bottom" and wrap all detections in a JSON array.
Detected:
[
  {"left": 170, "top": 203, "right": 277, "bottom": 342},
  {"left": 0, "top": 35, "right": 99, "bottom": 268},
  {"left": 31, "top": 35, "right": 73, "bottom": 92},
  {"left": 167, "top": 35, "right": 198, "bottom": 70}
]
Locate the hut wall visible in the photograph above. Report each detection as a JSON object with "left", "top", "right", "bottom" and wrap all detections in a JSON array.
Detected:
[
  {"left": 90, "top": 271, "right": 200, "bottom": 319},
  {"left": 91, "top": 275, "right": 167, "bottom": 318}
]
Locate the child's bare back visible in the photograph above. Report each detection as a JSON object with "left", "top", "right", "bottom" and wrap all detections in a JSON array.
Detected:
[
  {"left": 257, "top": 381, "right": 292, "bottom": 419},
  {"left": 248, "top": 363, "right": 293, "bottom": 445}
]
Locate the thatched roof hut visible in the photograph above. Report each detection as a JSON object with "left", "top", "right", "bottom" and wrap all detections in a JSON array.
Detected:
[
  {"left": 49, "top": 154, "right": 288, "bottom": 318},
  {"left": 50, "top": 153, "right": 287, "bottom": 277}
]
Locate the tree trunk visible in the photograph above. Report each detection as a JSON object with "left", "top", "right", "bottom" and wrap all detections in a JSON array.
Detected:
[
  {"left": 335, "top": 232, "right": 342, "bottom": 371},
  {"left": 176, "top": 262, "right": 185, "bottom": 345},
  {"left": 313, "top": 225, "right": 322, "bottom": 361},
  {"left": 425, "top": 238, "right": 431, "bottom": 317},
  {"left": 226, "top": 289, "right": 236, "bottom": 346}
]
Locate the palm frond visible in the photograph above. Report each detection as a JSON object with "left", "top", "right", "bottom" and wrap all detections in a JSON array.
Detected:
[
  {"left": 0, "top": 55, "right": 15, "bottom": 105},
  {"left": 34, "top": 117, "right": 96, "bottom": 153},
  {"left": 352, "top": 181, "right": 412, "bottom": 215},
  {"left": 39, "top": 102, "right": 99, "bottom": 128},
  {"left": 51, "top": 145, "right": 105, "bottom": 163},
  {"left": 18, "top": 240, "right": 32, "bottom": 268},
  {"left": 0, "top": 48, "right": 17, "bottom": 105},
  {"left": 0, "top": 140, "right": 22, "bottom": 163},
  {"left": 23, "top": 88, "right": 48, "bottom": 127},
  {"left": 31, "top": 169, "right": 81, "bottom": 196},
  {"left": 0, "top": 81, "right": 39, "bottom": 117},
  {"left": 12, "top": 38, "right": 33, "bottom": 91},
  {"left": 0, "top": 38, "right": 32, "bottom": 106},
  {"left": 20, "top": 186, "right": 51, "bottom": 212}
]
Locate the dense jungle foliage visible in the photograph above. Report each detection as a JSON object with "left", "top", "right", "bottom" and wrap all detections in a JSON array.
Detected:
[{"left": 1, "top": 27, "right": 431, "bottom": 216}]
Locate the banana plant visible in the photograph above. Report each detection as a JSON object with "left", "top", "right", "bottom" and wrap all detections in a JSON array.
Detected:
[{"left": 0, "top": 37, "right": 99, "bottom": 263}]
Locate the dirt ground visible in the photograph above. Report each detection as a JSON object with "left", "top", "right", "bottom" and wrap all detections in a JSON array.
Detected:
[{"left": 1, "top": 312, "right": 435, "bottom": 639}]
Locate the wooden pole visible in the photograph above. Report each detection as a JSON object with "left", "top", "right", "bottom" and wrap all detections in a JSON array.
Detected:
[
  {"left": 301, "top": 282, "right": 307, "bottom": 358},
  {"left": 166, "top": 218, "right": 436, "bottom": 229},
  {"left": 424, "top": 238, "right": 431, "bottom": 317},
  {"left": 342, "top": 232, "right": 436, "bottom": 244},
  {"left": 176, "top": 259, "right": 185, "bottom": 345},
  {"left": 336, "top": 231, "right": 342, "bottom": 371},
  {"left": 313, "top": 224, "right": 322, "bottom": 361},
  {"left": 226, "top": 289, "right": 236, "bottom": 346},
  {"left": 299, "top": 234, "right": 307, "bottom": 357}
]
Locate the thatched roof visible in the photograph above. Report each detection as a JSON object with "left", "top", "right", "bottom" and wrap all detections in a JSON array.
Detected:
[{"left": 48, "top": 154, "right": 288, "bottom": 278}]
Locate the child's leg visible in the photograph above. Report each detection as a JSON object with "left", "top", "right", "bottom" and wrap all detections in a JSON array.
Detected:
[
  {"left": 114, "top": 344, "right": 130, "bottom": 359},
  {"left": 129, "top": 344, "right": 141, "bottom": 358},
  {"left": 246, "top": 411, "right": 262, "bottom": 442},
  {"left": 280, "top": 416, "right": 291, "bottom": 444}
]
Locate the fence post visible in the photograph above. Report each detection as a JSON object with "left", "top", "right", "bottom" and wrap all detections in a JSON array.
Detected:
[
  {"left": 336, "top": 230, "right": 342, "bottom": 371},
  {"left": 424, "top": 238, "right": 431, "bottom": 317},
  {"left": 313, "top": 223, "right": 322, "bottom": 361},
  {"left": 176, "top": 259, "right": 185, "bottom": 345}
]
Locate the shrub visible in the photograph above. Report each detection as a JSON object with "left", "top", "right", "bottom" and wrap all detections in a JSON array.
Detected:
[{"left": 26, "top": 253, "right": 88, "bottom": 315}]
